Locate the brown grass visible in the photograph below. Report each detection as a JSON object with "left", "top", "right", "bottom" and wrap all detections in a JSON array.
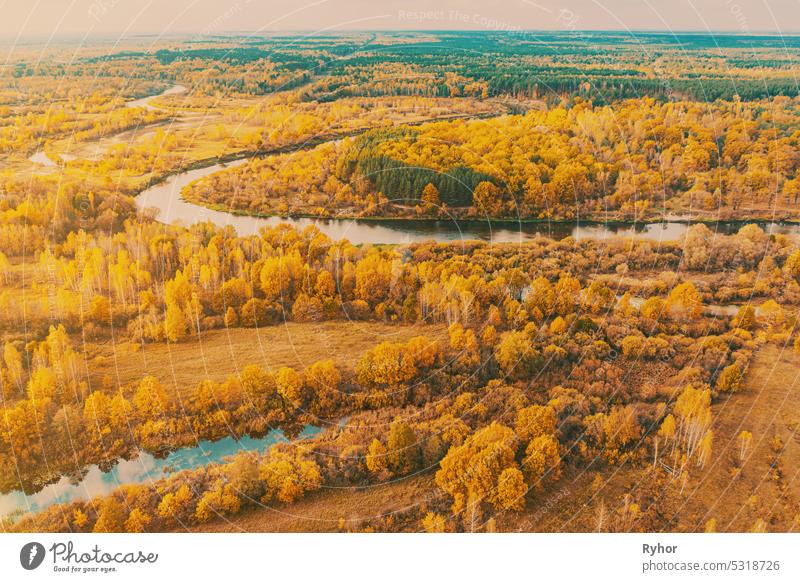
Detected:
[
  {"left": 503, "top": 345, "right": 800, "bottom": 533},
  {"left": 676, "top": 343, "right": 800, "bottom": 532},
  {"left": 91, "top": 321, "right": 447, "bottom": 392},
  {"left": 182, "top": 474, "right": 436, "bottom": 533},
  {"left": 103, "top": 336, "right": 800, "bottom": 533}
]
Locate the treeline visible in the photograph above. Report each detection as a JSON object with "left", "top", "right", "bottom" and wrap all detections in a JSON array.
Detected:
[
  {"left": 484, "top": 74, "right": 799, "bottom": 103},
  {"left": 6, "top": 220, "right": 800, "bottom": 346},
  {"left": 5, "top": 222, "right": 799, "bottom": 505},
  {"left": 8, "top": 285, "right": 776, "bottom": 532},
  {"left": 185, "top": 96, "right": 800, "bottom": 222}
]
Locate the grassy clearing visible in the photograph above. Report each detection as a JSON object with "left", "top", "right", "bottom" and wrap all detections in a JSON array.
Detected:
[
  {"left": 183, "top": 474, "right": 436, "bottom": 533},
  {"left": 190, "top": 344, "right": 800, "bottom": 533},
  {"left": 91, "top": 321, "right": 447, "bottom": 393},
  {"left": 678, "top": 344, "right": 800, "bottom": 532}
]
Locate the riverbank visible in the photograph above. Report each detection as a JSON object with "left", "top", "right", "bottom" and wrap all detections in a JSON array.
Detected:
[
  {"left": 136, "top": 160, "right": 800, "bottom": 243},
  {"left": 0, "top": 426, "right": 320, "bottom": 521},
  {"left": 133, "top": 131, "right": 800, "bottom": 243},
  {"left": 182, "top": 196, "right": 800, "bottom": 229}
]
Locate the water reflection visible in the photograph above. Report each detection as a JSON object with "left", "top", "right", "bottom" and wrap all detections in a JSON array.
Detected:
[
  {"left": 28, "top": 85, "right": 186, "bottom": 168},
  {"left": 136, "top": 161, "right": 800, "bottom": 244},
  {"left": 0, "top": 425, "right": 320, "bottom": 518},
  {"left": 126, "top": 84, "right": 187, "bottom": 111}
]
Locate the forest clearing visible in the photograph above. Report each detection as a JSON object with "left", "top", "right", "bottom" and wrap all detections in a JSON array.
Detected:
[{"left": 2, "top": 30, "right": 800, "bottom": 536}]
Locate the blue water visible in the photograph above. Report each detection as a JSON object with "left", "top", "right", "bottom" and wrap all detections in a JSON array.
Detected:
[{"left": 0, "top": 425, "right": 321, "bottom": 519}]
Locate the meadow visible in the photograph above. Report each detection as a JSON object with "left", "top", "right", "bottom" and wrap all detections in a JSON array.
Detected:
[{"left": 2, "top": 31, "right": 800, "bottom": 533}]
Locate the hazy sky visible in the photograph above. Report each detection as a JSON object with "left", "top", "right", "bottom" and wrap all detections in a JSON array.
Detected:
[{"left": 1, "top": 0, "right": 799, "bottom": 39}]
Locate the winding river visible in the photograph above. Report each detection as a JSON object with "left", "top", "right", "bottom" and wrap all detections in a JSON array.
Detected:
[
  {"left": 28, "top": 84, "right": 187, "bottom": 167},
  {"left": 12, "top": 86, "right": 796, "bottom": 520},
  {"left": 136, "top": 161, "right": 800, "bottom": 244},
  {"left": 27, "top": 82, "right": 800, "bottom": 244},
  {"left": 0, "top": 425, "right": 320, "bottom": 519},
  {"left": 126, "top": 84, "right": 187, "bottom": 111}
]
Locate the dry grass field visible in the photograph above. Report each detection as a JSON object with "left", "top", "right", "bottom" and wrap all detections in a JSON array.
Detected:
[
  {"left": 185, "top": 474, "right": 436, "bottom": 533},
  {"left": 91, "top": 321, "right": 447, "bottom": 392},
  {"left": 679, "top": 344, "right": 800, "bottom": 532},
  {"left": 187, "top": 344, "right": 800, "bottom": 533}
]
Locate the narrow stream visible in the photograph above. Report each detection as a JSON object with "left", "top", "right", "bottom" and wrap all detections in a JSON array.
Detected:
[
  {"left": 15, "top": 83, "right": 792, "bottom": 520},
  {"left": 0, "top": 425, "right": 320, "bottom": 519},
  {"left": 28, "top": 84, "right": 186, "bottom": 166}
]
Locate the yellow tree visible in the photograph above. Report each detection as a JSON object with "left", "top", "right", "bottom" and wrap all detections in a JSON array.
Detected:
[
  {"left": 666, "top": 282, "right": 703, "bottom": 320},
  {"left": 495, "top": 467, "right": 527, "bottom": 510},
  {"left": 732, "top": 305, "right": 756, "bottom": 331},
  {"left": 109, "top": 393, "right": 133, "bottom": 432},
  {"left": 27, "top": 366, "right": 58, "bottom": 401},
  {"left": 716, "top": 363, "right": 743, "bottom": 393},
  {"left": 553, "top": 276, "right": 581, "bottom": 316},
  {"left": 133, "top": 375, "right": 173, "bottom": 419},
  {"left": 224, "top": 306, "right": 238, "bottom": 327},
  {"left": 164, "top": 302, "right": 187, "bottom": 342},
  {"left": 356, "top": 341, "right": 417, "bottom": 387},
  {"left": 0, "top": 250, "right": 9, "bottom": 284},
  {"left": 227, "top": 453, "right": 262, "bottom": 499},
  {"left": 124, "top": 508, "right": 152, "bottom": 533},
  {"left": 495, "top": 467, "right": 528, "bottom": 511},
  {"left": 658, "top": 414, "right": 676, "bottom": 442},
  {"left": 239, "top": 364, "right": 277, "bottom": 410},
  {"left": 366, "top": 438, "right": 388, "bottom": 473},
  {"left": 515, "top": 405, "right": 557, "bottom": 442},
  {"left": 213, "top": 277, "right": 251, "bottom": 312},
  {"left": 420, "top": 183, "right": 441, "bottom": 210},
  {"left": 674, "top": 385, "right": 712, "bottom": 462},
  {"left": 759, "top": 300, "right": 785, "bottom": 336},
  {"left": 88, "top": 295, "right": 111, "bottom": 325},
  {"left": 157, "top": 484, "right": 194, "bottom": 523},
  {"left": 495, "top": 331, "right": 541, "bottom": 380},
  {"left": 93, "top": 498, "right": 126, "bottom": 533},
  {"left": 259, "top": 252, "right": 303, "bottom": 303},
  {"left": 525, "top": 277, "right": 555, "bottom": 317},
  {"left": 435, "top": 422, "right": 521, "bottom": 512},
  {"left": 304, "top": 359, "right": 341, "bottom": 417},
  {"left": 582, "top": 281, "right": 615, "bottom": 314},
  {"left": 354, "top": 251, "right": 395, "bottom": 307},
  {"left": 387, "top": 418, "right": 420, "bottom": 475},
  {"left": 73, "top": 508, "right": 89, "bottom": 530},
  {"left": 3, "top": 342, "right": 24, "bottom": 393},
  {"left": 195, "top": 484, "right": 241, "bottom": 522},
  {"left": 275, "top": 367, "right": 305, "bottom": 408},
  {"left": 641, "top": 297, "right": 666, "bottom": 321},
  {"left": 784, "top": 249, "right": 800, "bottom": 280},
  {"left": 422, "top": 512, "right": 446, "bottom": 533},
  {"left": 522, "top": 435, "right": 561, "bottom": 489},
  {"left": 314, "top": 269, "right": 336, "bottom": 297},
  {"left": 259, "top": 451, "right": 322, "bottom": 504},
  {"left": 472, "top": 181, "right": 505, "bottom": 215}
]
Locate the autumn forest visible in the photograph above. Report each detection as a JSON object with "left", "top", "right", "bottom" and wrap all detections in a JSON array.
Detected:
[{"left": 1, "top": 31, "right": 800, "bottom": 534}]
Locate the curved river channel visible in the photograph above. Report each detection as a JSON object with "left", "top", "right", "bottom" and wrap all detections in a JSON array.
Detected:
[
  {"left": 135, "top": 159, "right": 800, "bottom": 244},
  {"left": 9, "top": 90, "right": 798, "bottom": 520},
  {"left": 0, "top": 426, "right": 320, "bottom": 518}
]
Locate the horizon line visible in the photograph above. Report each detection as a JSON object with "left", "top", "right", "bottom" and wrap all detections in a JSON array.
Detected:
[{"left": 5, "top": 28, "right": 800, "bottom": 41}]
